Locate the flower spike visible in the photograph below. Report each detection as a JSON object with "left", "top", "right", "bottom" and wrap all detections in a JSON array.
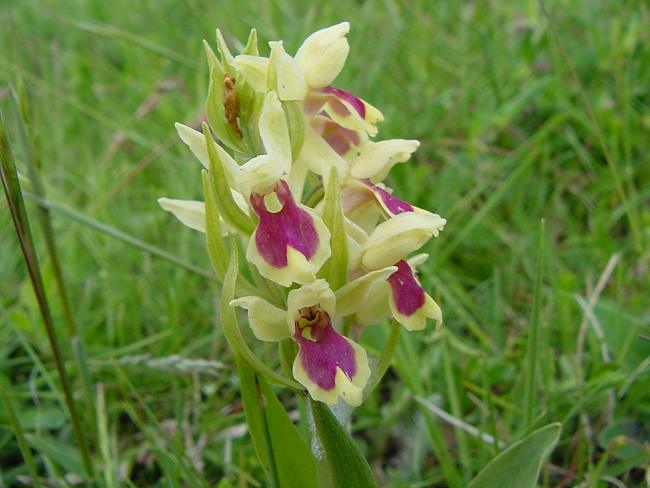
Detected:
[{"left": 162, "top": 22, "right": 448, "bottom": 408}]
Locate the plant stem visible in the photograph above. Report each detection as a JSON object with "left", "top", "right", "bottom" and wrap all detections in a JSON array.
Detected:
[{"left": 365, "top": 321, "right": 400, "bottom": 395}]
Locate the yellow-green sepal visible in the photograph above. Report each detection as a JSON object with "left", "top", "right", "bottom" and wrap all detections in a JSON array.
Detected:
[
  {"left": 203, "top": 123, "right": 255, "bottom": 235},
  {"left": 317, "top": 167, "right": 348, "bottom": 290},
  {"left": 201, "top": 170, "right": 228, "bottom": 281},
  {"left": 242, "top": 28, "right": 258, "bottom": 56},
  {"left": 215, "top": 28, "right": 235, "bottom": 73}
]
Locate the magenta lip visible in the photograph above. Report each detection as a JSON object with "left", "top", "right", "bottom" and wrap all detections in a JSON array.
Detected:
[
  {"left": 250, "top": 180, "right": 319, "bottom": 267},
  {"left": 294, "top": 310, "right": 357, "bottom": 390},
  {"left": 387, "top": 260, "right": 426, "bottom": 316}
]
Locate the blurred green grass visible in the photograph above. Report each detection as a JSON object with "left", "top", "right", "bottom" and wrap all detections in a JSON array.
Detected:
[{"left": 1, "top": 0, "right": 649, "bottom": 486}]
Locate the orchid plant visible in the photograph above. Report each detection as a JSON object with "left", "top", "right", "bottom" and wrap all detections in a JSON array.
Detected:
[{"left": 158, "top": 22, "right": 446, "bottom": 484}]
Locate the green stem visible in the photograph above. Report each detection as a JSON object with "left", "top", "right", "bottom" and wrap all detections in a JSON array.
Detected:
[
  {"left": 365, "top": 321, "right": 400, "bottom": 395},
  {"left": 0, "top": 112, "right": 95, "bottom": 478}
]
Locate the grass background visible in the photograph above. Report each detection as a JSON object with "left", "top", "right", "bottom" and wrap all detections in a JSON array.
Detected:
[{"left": 1, "top": 0, "right": 649, "bottom": 486}]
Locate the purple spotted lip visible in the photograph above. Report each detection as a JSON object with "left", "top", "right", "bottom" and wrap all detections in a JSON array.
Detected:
[
  {"left": 250, "top": 180, "right": 319, "bottom": 267},
  {"left": 294, "top": 309, "right": 356, "bottom": 391}
]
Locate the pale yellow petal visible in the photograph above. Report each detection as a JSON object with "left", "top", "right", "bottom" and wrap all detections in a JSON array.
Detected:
[
  {"left": 295, "top": 22, "right": 350, "bottom": 88},
  {"left": 269, "top": 41, "right": 307, "bottom": 101},
  {"left": 175, "top": 123, "right": 240, "bottom": 190},
  {"left": 233, "top": 54, "right": 269, "bottom": 92},
  {"left": 334, "top": 267, "right": 397, "bottom": 318},
  {"left": 158, "top": 198, "right": 205, "bottom": 232},
  {"left": 229, "top": 296, "right": 292, "bottom": 341},
  {"left": 287, "top": 279, "right": 336, "bottom": 324},
  {"left": 390, "top": 293, "right": 442, "bottom": 331},
  {"left": 260, "top": 91, "right": 291, "bottom": 169},
  {"left": 361, "top": 212, "right": 446, "bottom": 270},
  {"left": 350, "top": 139, "right": 420, "bottom": 182}
]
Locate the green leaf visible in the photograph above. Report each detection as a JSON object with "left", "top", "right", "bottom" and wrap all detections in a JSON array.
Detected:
[
  {"left": 204, "top": 123, "right": 255, "bottom": 235},
  {"left": 310, "top": 400, "right": 376, "bottom": 488},
  {"left": 468, "top": 423, "right": 561, "bottom": 488},
  {"left": 236, "top": 356, "right": 272, "bottom": 480},
  {"left": 259, "top": 380, "right": 319, "bottom": 488},
  {"left": 220, "top": 240, "right": 301, "bottom": 390},
  {"left": 317, "top": 167, "right": 348, "bottom": 290},
  {"left": 237, "top": 350, "right": 318, "bottom": 488},
  {"left": 25, "top": 433, "right": 85, "bottom": 476},
  {"left": 236, "top": 77, "right": 264, "bottom": 155}
]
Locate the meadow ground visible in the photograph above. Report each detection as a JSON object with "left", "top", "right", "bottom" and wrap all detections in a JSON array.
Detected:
[{"left": 1, "top": 0, "right": 649, "bottom": 486}]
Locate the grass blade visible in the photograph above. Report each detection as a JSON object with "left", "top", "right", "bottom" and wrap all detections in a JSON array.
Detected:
[
  {"left": 4, "top": 87, "right": 77, "bottom": 336},
  {"left": 0, "top": 111, "right": 95, "bottom": 479},
  {"left": 23, "top": 192, "right": 215, "bottom": 280},
  {"left": 522, "top": 219, "right": 546, "bottom": 431}
]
